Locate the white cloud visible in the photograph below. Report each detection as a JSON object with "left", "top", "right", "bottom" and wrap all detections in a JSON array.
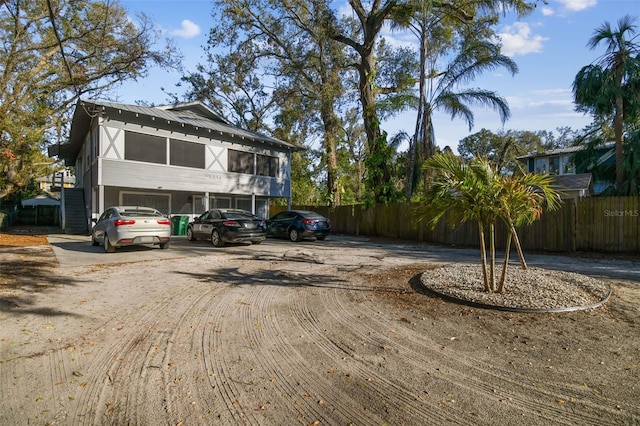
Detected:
[
  {"left": 497, "top": 22, "right": 548, "bottom": 56},
  {"left": 170, "top": 20, "right": 201, "bottom": 39},
  {"left": 530, "top": 88, "right": 574, "bottom": 97},
  {"left": 555, "top": 0, "right": 597, "bottom": 12},
  {"left": 541, "top": 7, "right": 555, "bottom": 16}
]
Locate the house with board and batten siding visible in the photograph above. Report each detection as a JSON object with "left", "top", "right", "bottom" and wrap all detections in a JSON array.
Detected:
[
  {"left": 49, "top": 99, "right": 299, "bottom": 234},
  {"left": 516, "top": 142, "right": 616, "bottom": 199}
]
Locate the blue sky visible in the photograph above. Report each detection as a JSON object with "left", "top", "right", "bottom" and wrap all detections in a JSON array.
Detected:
[{"left": 117, "top": 0, "right": 640, "bottom": 151}]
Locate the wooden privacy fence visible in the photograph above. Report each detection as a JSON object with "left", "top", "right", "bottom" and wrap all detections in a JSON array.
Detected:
[{"left": 276, "top": 196, "right": 640, "bottom": 254}]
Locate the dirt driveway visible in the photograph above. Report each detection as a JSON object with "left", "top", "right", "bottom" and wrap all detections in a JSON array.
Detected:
[{"left": 1, "top": 234, "right": 639, "bottom": 425}]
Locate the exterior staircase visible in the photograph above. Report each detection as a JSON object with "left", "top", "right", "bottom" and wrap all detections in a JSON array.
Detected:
[{"left": 63, "top": 188, "right": 89, "bottom": 235}]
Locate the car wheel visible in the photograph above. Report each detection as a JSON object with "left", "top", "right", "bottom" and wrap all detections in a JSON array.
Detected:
[
  {"left": 160, "top": 242, "right": 170, "bottom": 249},
  {"left": 288, "top": 228, "right": 301, "bottom": 242},
  {"left": 104, "top": 235, "right": 115, "bottom": 253},
  {"left": 211, "top": 230, "right": 224, "bottom": 247},
  {"left": 186, "top": 226, "right": 196, "bottom": 241},
  {"left": 251, "top": 240, "right": 262, "bottom": 245},
  {"left": 317, "top": 235, "right": 327, "bottom": 241}
]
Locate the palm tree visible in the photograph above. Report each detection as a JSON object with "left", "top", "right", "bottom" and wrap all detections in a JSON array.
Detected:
[
  {"left": 495, "top": 172, "right": 562, "bottom": 292},
  {"left": 573, "top": 15, "right": 640, "bottom": 191},
  {"left": 396, "top": 0, "right": 535, "bottom": 201},
  {"left": 414, "top": 153, "right": 561, "bottom": 293},
  {"left": 414, "top": 153, "right": 499, "bottom": 291},
  {"left": 407, "top": 21, "right": 517, "bottom": 200}
]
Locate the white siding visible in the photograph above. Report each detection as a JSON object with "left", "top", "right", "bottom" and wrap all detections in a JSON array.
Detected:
[
  {"left": 91, "top": 118, "right": 292, "bottom": 199},
  {"left": 100, "top": 159, "right": 289, "bottom": 197}
]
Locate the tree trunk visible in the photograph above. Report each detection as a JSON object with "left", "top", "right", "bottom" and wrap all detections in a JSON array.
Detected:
[
  {"left": 614, "top": 91, "right": 625, "bottom": 191},
  {"left": 478, "top": 221, "right": 490, "bottom": 292},
  {"left": 405, "top": 137, "right": 417, "bottom": 202},
  {"left": 358, "top": 57, "right": 391, "bottom": 204},
  {"left": 320, "top": 98, "right": 340, "bottom": 207},
  {"left": 407, "top": 22, "right": 429, "bottom": 202},
  {"left": 497, "top": 231, "right": 512, "bottom": 293},
  {"left": 510, "top": 223, "right": 528, "bottom": 270},
  {"left": 489, "top": 221, "right": 495, "bottom": 292}
]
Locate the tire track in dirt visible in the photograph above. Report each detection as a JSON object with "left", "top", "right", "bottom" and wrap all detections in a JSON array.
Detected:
[
  {"left": 197, "top": 284, "right": 263, "bottom": 424},
  {"left": 321, "top": 287, "right": 561, "bottom": 423},
  {"left": 317, "top": 277, "right": 631, "bottom": 425},
  {"left": 3, "top": 240, "right": 638, "bottom": 425},
  {"left": 288, "top": 281, "right": 465, "bottom": 425},
  {"left": 64, "top": 273, "right": 218, "bottom": 425},
  {"left": 238, "top": 283, "right": 385, "bottom": 425},
  {"left": 155, "top": 283, "right": 237, "bottom": 424}
]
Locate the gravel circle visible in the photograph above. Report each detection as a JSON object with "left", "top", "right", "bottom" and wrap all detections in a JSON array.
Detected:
[{"left": 420, "top": 263, "right": 611, "bottom": 312}]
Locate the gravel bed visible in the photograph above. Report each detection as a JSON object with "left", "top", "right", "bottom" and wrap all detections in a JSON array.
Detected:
[{"left": 420, "top": 263, "right": 611, "bottom": 311}]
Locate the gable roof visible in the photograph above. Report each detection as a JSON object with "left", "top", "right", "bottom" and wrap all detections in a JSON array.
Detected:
[
  {"left": 516, "top": 142, "right": 615, "bottom": 160},
  {"left": 50, "top": 99, "right": 300, "bottom": 164},
  {"left": 156, "top": 101, "right": 232, "bottom": 124}
]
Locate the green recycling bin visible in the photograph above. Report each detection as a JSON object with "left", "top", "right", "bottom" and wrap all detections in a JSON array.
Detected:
[{"left": 171, "top": 215, "right": 189, "bottom": 235}]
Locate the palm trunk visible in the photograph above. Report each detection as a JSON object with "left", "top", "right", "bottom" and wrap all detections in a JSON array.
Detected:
[
  {"left": 497, "top": 231, "right": 512, "bottom": 293},
  {"left": 478, "top": 221, "right": 490, "bottom": 292},
  {"left": 510, "top": 223, "right": 527, "bottom": 270},
  {"left": 405, "top": 137, "right": 416, "bottom": 202},
  {"left": 489, "top": 221, "right": 495, "bottom": 292},
  {"left": 614, "top": 65, "right": 624, "bottom": 191},
  {"left": 407, "top": 23, "right": 429, "bottom": 202}
]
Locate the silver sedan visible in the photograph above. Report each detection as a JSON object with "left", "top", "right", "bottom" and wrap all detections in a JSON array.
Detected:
[{"left": 91, "top": 206, "right": 171, "bottom": 253}]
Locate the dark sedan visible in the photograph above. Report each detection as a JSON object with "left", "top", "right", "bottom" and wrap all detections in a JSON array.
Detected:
[
  {"left": 186, "top": 209, "right": 266, "bottom": 247},
  {"left": 267, "top": 210, "right": 330, "bottom": 242}
]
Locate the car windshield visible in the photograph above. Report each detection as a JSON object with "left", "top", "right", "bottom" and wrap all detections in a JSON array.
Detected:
[
  {"left": 224, "top": 212, "right": 256, "bottom": 220},
  {"left": 121, "top": 209, "right": 162, "bottom": 217},
  {"left": 301, "top": 212, "right": 323, "bottom": 219}
]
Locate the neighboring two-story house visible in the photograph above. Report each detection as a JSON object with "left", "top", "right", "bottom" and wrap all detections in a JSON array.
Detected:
[
  {"left": 49, "top": 99, "right": 299, "bottom": 233},
  {"left": 517, "top": 142, "right": 615, "bottom": 199}
]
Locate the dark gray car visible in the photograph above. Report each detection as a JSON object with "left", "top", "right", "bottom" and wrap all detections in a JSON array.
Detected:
[{"left": 267, "top": 210, "right": 331, "bottom": 242}]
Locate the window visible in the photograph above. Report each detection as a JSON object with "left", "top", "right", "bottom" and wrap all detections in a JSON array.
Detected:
[
  {"left": 92, "top": 127, "right": 99, "bottom": 160},
  {"left": 235, "top": 198, "right": 252, "bottom": 212},
  {"left": 255, "top": 198, "right": 268, "bottom": 219},
  {"left": 257, "top": 154, "right": 278, "bottom": 177},
  {"left": 561, "top": 155, "right": 574, "bottom": 174},
  {"left": 120, "top": 207, "right": 163, "bottom": 217},
  {"left": 98, "top": 208, "right": 114, "bottom": 221},
  {"left": 549, "top": 156, "right": 560, "bottom": 174},
  {"left": 210, "top": 197, "right": 231, "bottom": 208},
  {"left": 125, "top": 132, "right": 167, "bottom": 164},
  {"left": 535, "top": 158, "right": 548, "bottom": 174},
  {"left": 193, "top": 195, "right": 205, "bottom": 214},
  {"left": 121, "top": 193, "right": 170, "bottom": 214},
  {"left": 170, "top": 139, "right": 205, "bottom": 168},
  {"left": 228, "top": 149, "right": 254, "bottom": 174}
]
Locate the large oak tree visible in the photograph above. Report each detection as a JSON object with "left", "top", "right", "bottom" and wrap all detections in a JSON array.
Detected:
[{"left": 0, "top": 0, "right": 180, "bottom": 199}]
